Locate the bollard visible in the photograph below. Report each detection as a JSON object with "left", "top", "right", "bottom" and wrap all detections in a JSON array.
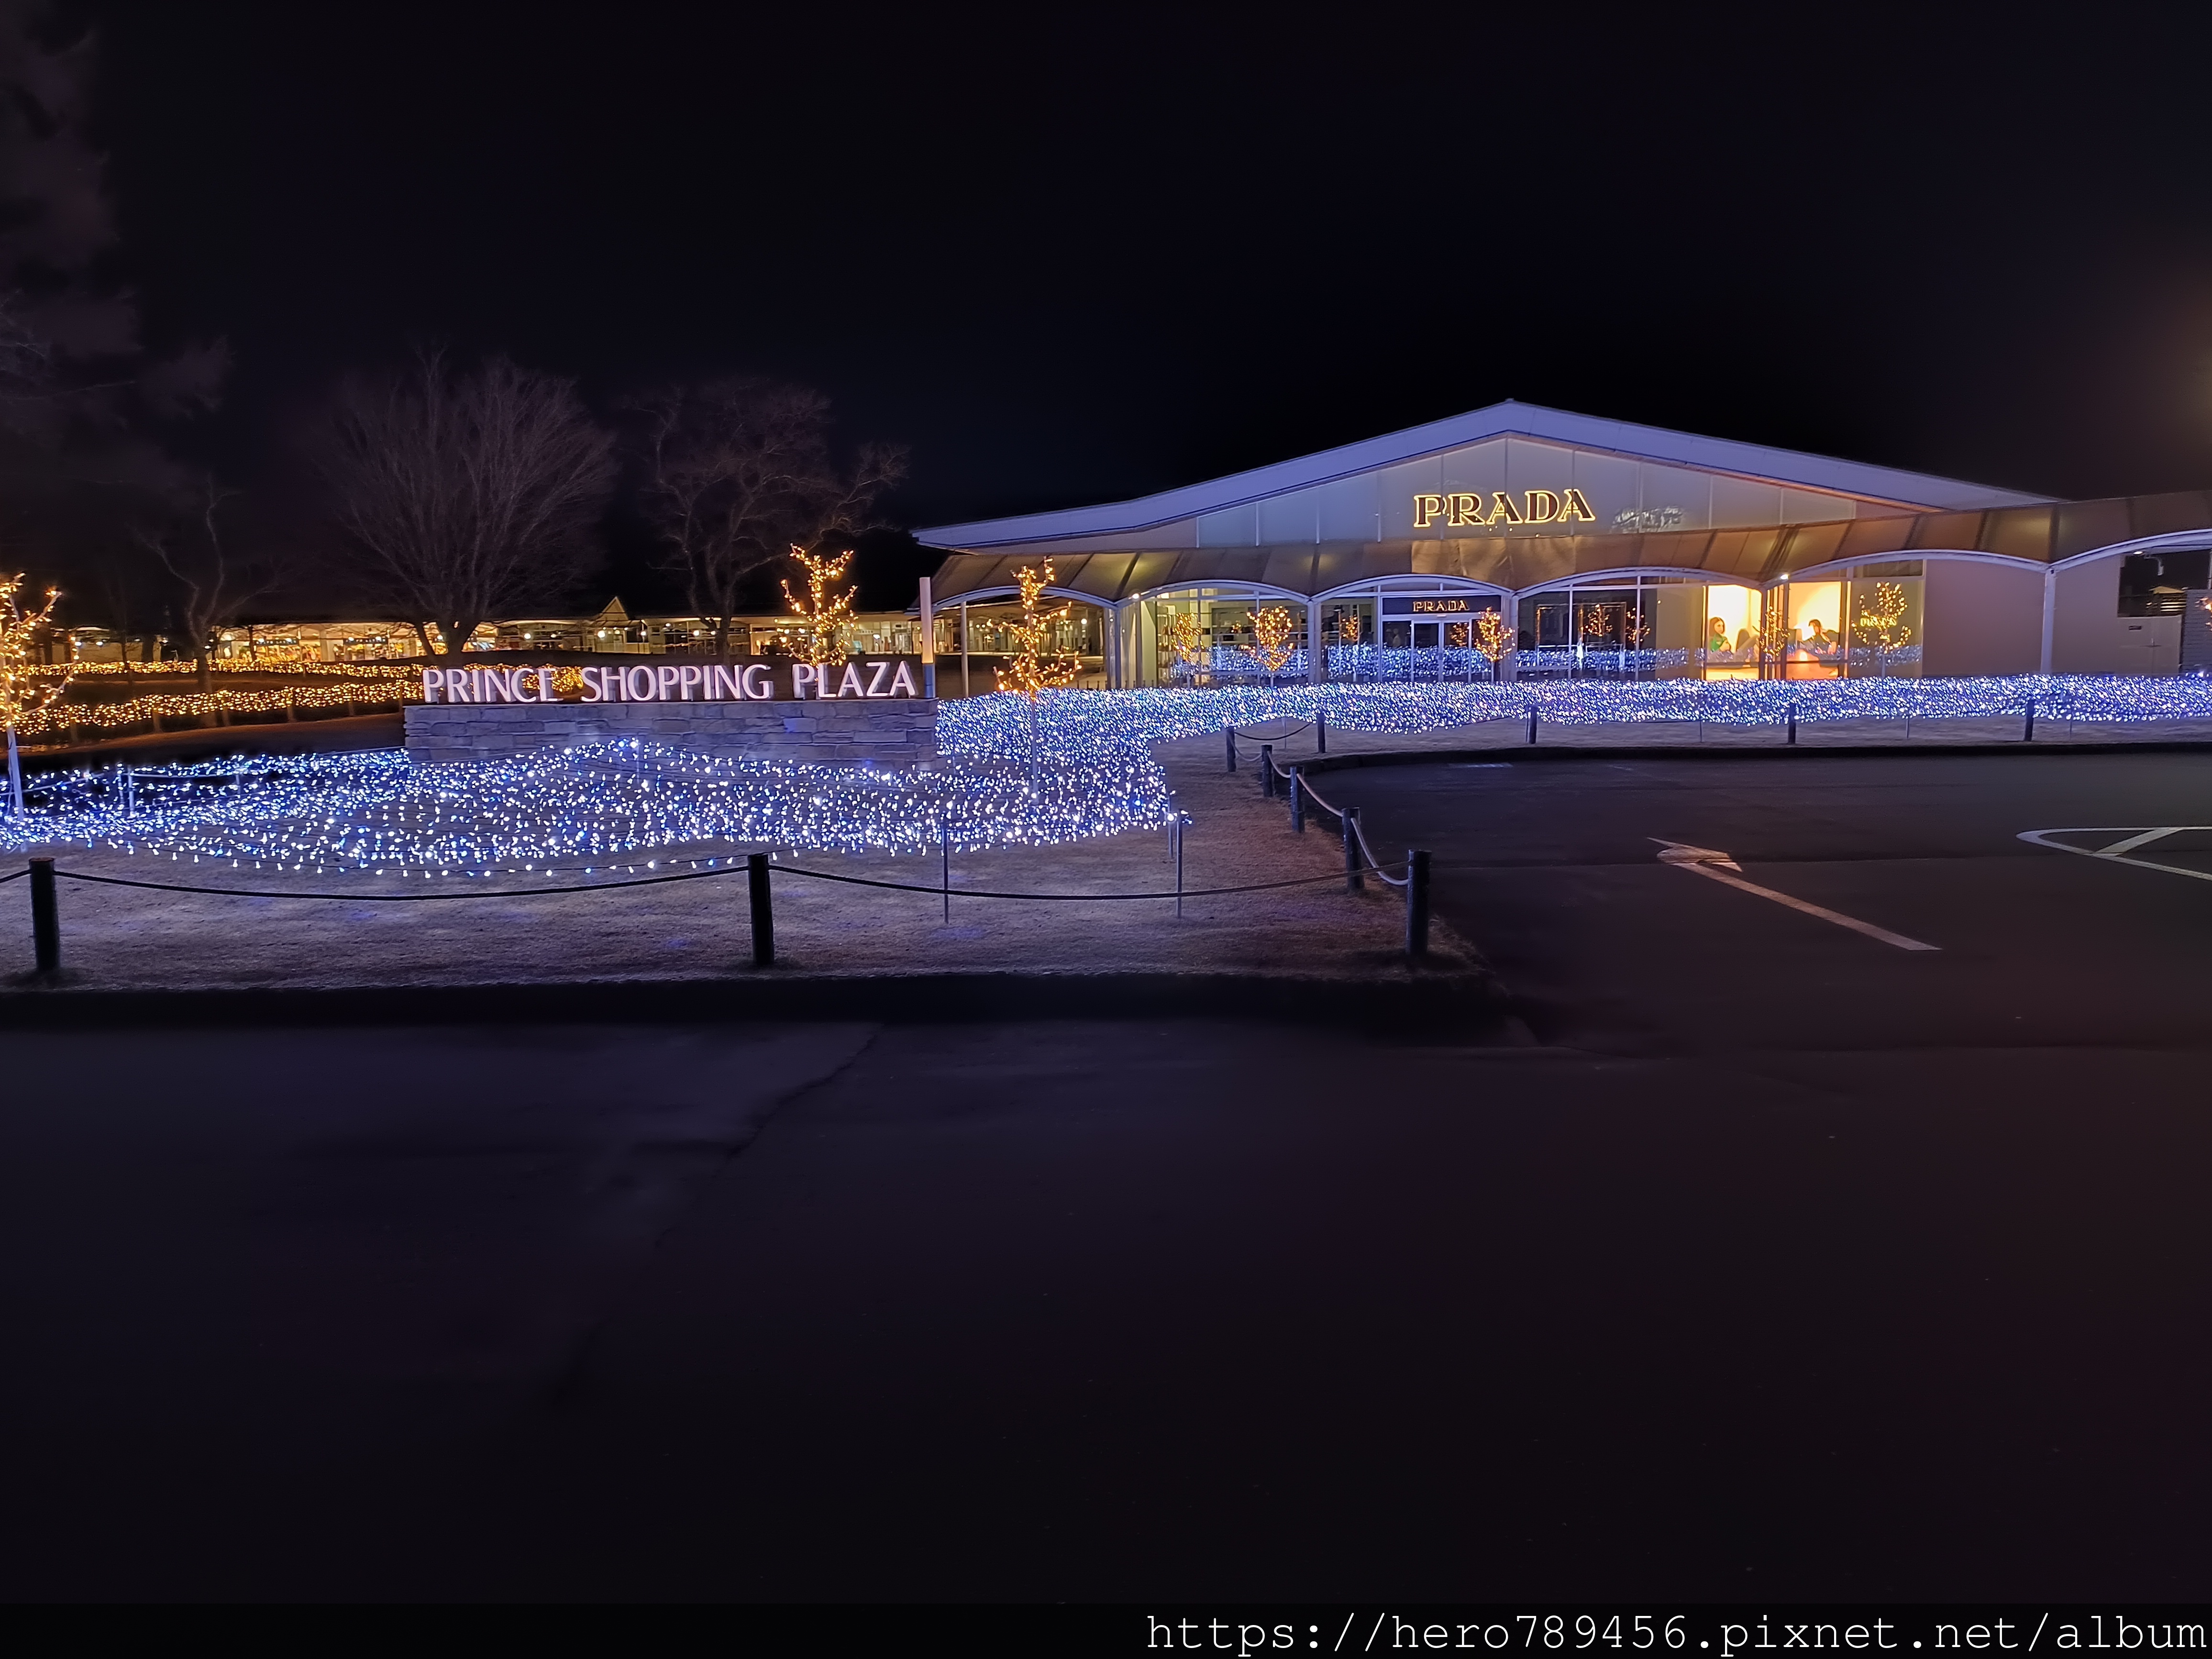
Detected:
[
  {"left": 1260, "top": 742, "right": 1274, "bottom": 797},
  {"left": 29, "top": 856, "right": 57, "bottom": 977},
  {"left": 123, "top": 768, "right": 135, "bottom": 818},
  {"left": 940, "top": 826, "right": 951, "bottom": 922},
  {"left": 1225, "top": 727, "right": 1238, "bottom": 773},
  {"left": 2024, "top": 698, "right": 2036, "bottom": 742},
  {"left": 1173, "top": 813, "right": 1185, "bottom": 918},
  {"left": 1526, "top": 704, "right": 1538, "bottom": 745},
  {"left": 747, "top": 852, "right": 774, "bottom": 967},
  {"left": 1288, "top": 767, "right": 1304, "bottom": 832},
  {"left": 1316, "top": 708, "right": 1327, "bottom": 754},
  {"left": 1344, "top": 805, "right": 1364, "bottom": 892},
  {"left": 1787, "top": 704, "right": 1797, "bottom": 746},
  {"left": 1405, "top": 848, "right": 1431, "bottom": 959}
]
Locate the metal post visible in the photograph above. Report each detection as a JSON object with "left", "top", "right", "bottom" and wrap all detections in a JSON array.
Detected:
[
  {"left": 1405, "top": 848, "right": 1430, "bottom": 959},
  {"left": 1344, "top": 805, "right": 1363, "bottom": 892},
  {"left": 940, "top": 827, "right": 951, "bottom": 922},
  {"left": 1225, "top": 726, "right": 1238, "bottom": 773},
  {"left": 959, "top": 598, "right": 970, "bottom": 697},
  {"left": 1787, "top": 704, "right": 1797, "bottom": 746},
  {"left": 1173, "top": 812, "right": 1185, "bottom": 918},
  {"left": 1260, "top": 742, "right": 1274, "bottom": 797},
  {"left": 1526, "top": 704, "right": 1538, "bottom": 745},
  {"left": 918, "top": 575, "right": 935, "bottom": 703},
  {"left": 123, "top": 767, "right": 135, "bottom": 818},
  {"left": 2024, "top": 698, "right": 2036, "bottom": 742},
  {"left": 29, "top": 856, "right": 57, "bottom": 977},
  {"left": 1288, "top": 767, "right": 1303, "bottom": 832},
  {"left": 1315, "top": 707, "right": 1327, "bottom": 753},
  {"left": 746, "top": 852, "right": 774, "bottom": 967}
]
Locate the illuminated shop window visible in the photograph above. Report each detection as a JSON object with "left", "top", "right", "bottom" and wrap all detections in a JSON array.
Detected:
[{"left": 1844, "top": 577, "right": 1922, "bottom": 678}]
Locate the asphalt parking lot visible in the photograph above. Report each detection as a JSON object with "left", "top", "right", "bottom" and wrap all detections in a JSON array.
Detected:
[
  {"left": 1326, "top": 749, "right": 2212, "bottom": 1054},
  {"left": 0, "top": 751, "right": 2205, "bottom": 1603}
]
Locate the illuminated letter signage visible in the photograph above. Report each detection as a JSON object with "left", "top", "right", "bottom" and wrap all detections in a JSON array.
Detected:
[
  {"left": 423, "top": 658, "right": 928, "bottom": 705},
  {"left": 1412, "top": 489, "right": 1596, "bottom": 531},
  {"left": 1381, "top": 596, "right": 1498, "bottom": 618}
]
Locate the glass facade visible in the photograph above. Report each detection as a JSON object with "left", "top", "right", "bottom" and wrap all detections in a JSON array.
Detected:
[
  {"left": 1123, "top": 570, "right": 1927, "bottom": 687},
  {"left": 1147, "top": 593, "right": 1309, "bottom": 685}
]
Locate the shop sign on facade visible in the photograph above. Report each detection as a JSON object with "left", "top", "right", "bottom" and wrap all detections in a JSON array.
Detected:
[
  {"left": 1412, "top": 489, "right": 1599, "bottom": 531},
  {"left": 1380, "top": 596, "right": 1502, "bottom": 617},
  {"left": 420, "top": 659, "right": 925, "bottom": 706}
]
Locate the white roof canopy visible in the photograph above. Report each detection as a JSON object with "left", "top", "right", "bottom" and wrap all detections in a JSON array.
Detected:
[{"left": 916, "top": 401, "right": 2049, "bottom": 551}]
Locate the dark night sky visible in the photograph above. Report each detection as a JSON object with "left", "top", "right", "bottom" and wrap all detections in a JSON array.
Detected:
[{"left": 66, "top": 1, "right": 2212, "bottom": 606}]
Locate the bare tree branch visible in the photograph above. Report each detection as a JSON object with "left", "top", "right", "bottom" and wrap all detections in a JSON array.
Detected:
[
  {"left": 314, "top": 348, "right": 617, "bottom": 658},
  {"left": 626, "top": 380, "right": 908, "bottom": 658},
  {"left": 131, "top": 476, "right": 273, "bottom": 693}
]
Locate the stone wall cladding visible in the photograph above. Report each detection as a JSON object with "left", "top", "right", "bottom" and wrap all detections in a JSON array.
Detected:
[{"left": 404, "top": 699, "right": 939, "bottom": 768}]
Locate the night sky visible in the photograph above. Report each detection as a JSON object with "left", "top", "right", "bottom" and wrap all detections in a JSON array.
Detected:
[{"left": 74, "top": 2, "right": 2212, "bottom": 606}]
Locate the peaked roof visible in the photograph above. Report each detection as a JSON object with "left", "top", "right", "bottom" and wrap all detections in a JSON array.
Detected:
[{"left": 915, "top": 401, "right": 2051, "bottom": 550}]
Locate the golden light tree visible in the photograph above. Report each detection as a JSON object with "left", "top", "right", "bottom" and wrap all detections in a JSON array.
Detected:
[
  {"left": 1853, "top": 581, "right": 1913, "bottom": 675},
  {"left": 1758, "top": 588, "right": 1797, "bottom": 680},
  {"left": 1160, "top": 607, "right": 1208, "bottom": 685},
  {"left": 1250, "top": 604, "right": 1297, "bottom": 684},
  {"left": 1619, "top": 600, "right": 1650, "bottom": 675},
  {"left": 0, "top": 574, "right": 67, "bottom": 814},
  {"left": 1577, "top": 601, "right": 1616, "bottom": 676},
  {"left": 779, "top": 543, "right": 857, "bottom": 665},
  {"left": 995, "top": 560, "right": 1080, "bottom": 702},
  {"left": 1470, "top": 608, "right": 1511, "bottom": 681}
]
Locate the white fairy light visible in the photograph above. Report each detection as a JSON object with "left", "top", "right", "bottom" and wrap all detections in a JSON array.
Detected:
[{"left": 0, "top": 674, "right": 2200, "bottom": 877}]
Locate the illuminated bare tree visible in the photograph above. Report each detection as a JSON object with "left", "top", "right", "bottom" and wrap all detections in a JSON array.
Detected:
[
  {"left": 315, "top": 349, "right": 616, "bottom": 660},
  {"left": 0, "top": 572, "right": 65, "bottom": 812},
  {"left": 630, "top": 380, "right": 907, "bottom": 658},
  {"left": 1250, "top": 605, "right": 1297, "bottom": 685}
]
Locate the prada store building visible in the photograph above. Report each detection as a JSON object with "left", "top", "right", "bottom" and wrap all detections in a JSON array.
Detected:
[{"left": 916, "top": 403, "right": 2212, "bottom": 686}]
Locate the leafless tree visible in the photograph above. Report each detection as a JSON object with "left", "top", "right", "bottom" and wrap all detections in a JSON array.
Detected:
[
  {"left": 130, "top": 477, "right": 275, "bottom": 694},
  {"left": 315, "top": 349, "right": 616, "bottom": 658},
  {"left": 630, "top": 380, "right": 907, "bottom": 658}
]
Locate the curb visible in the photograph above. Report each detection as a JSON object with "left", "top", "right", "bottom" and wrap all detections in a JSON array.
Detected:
[
  {"left": 1288, "top": 736, "right": 2212, "bottom": 774},
  {"left": 0, "top": 966, "right": 1511, "bottom": 1034}
]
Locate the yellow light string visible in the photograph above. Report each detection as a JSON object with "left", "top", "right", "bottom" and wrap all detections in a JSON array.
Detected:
[
  {"left": 780, "top": 545, "right": 856, "bottom": 667},
  {"left": 995, "top": 561, "right": 1080, "bottom": 702}
]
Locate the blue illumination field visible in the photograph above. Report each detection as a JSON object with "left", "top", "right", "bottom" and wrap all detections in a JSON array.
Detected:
[{"left": 0, "top": 675, "right": 2204, "bottom": 877}]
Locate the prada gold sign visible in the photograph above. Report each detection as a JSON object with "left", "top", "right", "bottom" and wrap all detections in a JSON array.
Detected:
[{"left": 1412, "top": 489, "right": 1598, "bottom": 531}]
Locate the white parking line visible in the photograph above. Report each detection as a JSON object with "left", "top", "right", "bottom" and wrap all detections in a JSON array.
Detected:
[
  {"left": 1652, "top": 840, "right": 1940, "bottom": 951},
  {"left": 2018, "top": 826, "right": 2212, "bottom": 883}
]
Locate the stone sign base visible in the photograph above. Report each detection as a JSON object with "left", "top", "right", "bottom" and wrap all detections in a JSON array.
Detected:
[{"left": 405, "top": 698, "right": 938, "bottom": 768}]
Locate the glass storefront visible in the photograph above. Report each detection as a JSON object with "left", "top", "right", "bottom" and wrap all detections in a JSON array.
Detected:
[
  {"left": 1519, "top": 585, "right": 1660, "bottom": 679},
  {"left": 1147, "top": 593, "right": 1310, "bottom": 685},
  {"left": 1128, "top": 569, "right": 1924, "bottom": 687},
  {"left": 1655, "top": 574, "right": 1923, "bottom": 680}
]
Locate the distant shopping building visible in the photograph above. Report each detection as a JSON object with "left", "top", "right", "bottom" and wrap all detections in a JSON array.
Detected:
[
  {"left": 196, "top": 598, "right": 933, "bottom": 667},
  {"left": 916, "top": 401, "right": 2212, "bottom": 685}
]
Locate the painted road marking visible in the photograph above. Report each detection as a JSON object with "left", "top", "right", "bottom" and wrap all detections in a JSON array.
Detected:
[
  {"left": 2018, "top": 826, "right": 2212, "bottom": 884},
  {"left": 1652, "top": 839, "right": 1940, "bottom": 951}
]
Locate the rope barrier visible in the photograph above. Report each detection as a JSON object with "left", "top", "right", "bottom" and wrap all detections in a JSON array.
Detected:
[
  {"left": 770, "top": 861, "right": 1401, "bottom": 902},
  {"left": 51, "top": 864, "right": 741, "bottom": 902},
  {"left": 1228, "top": 719, "right": 1315, "bottom": 740},
  {"left": 39, "top": 856, "right": 1407, "bottom": 906},
  {"left": 1274, "top": 765, "right": 1409, "bottom": 888}
]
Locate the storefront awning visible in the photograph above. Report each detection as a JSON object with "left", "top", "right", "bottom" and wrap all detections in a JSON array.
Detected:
[{"left": 927, "top": 488, "right": 2212, "bottom": 604}]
